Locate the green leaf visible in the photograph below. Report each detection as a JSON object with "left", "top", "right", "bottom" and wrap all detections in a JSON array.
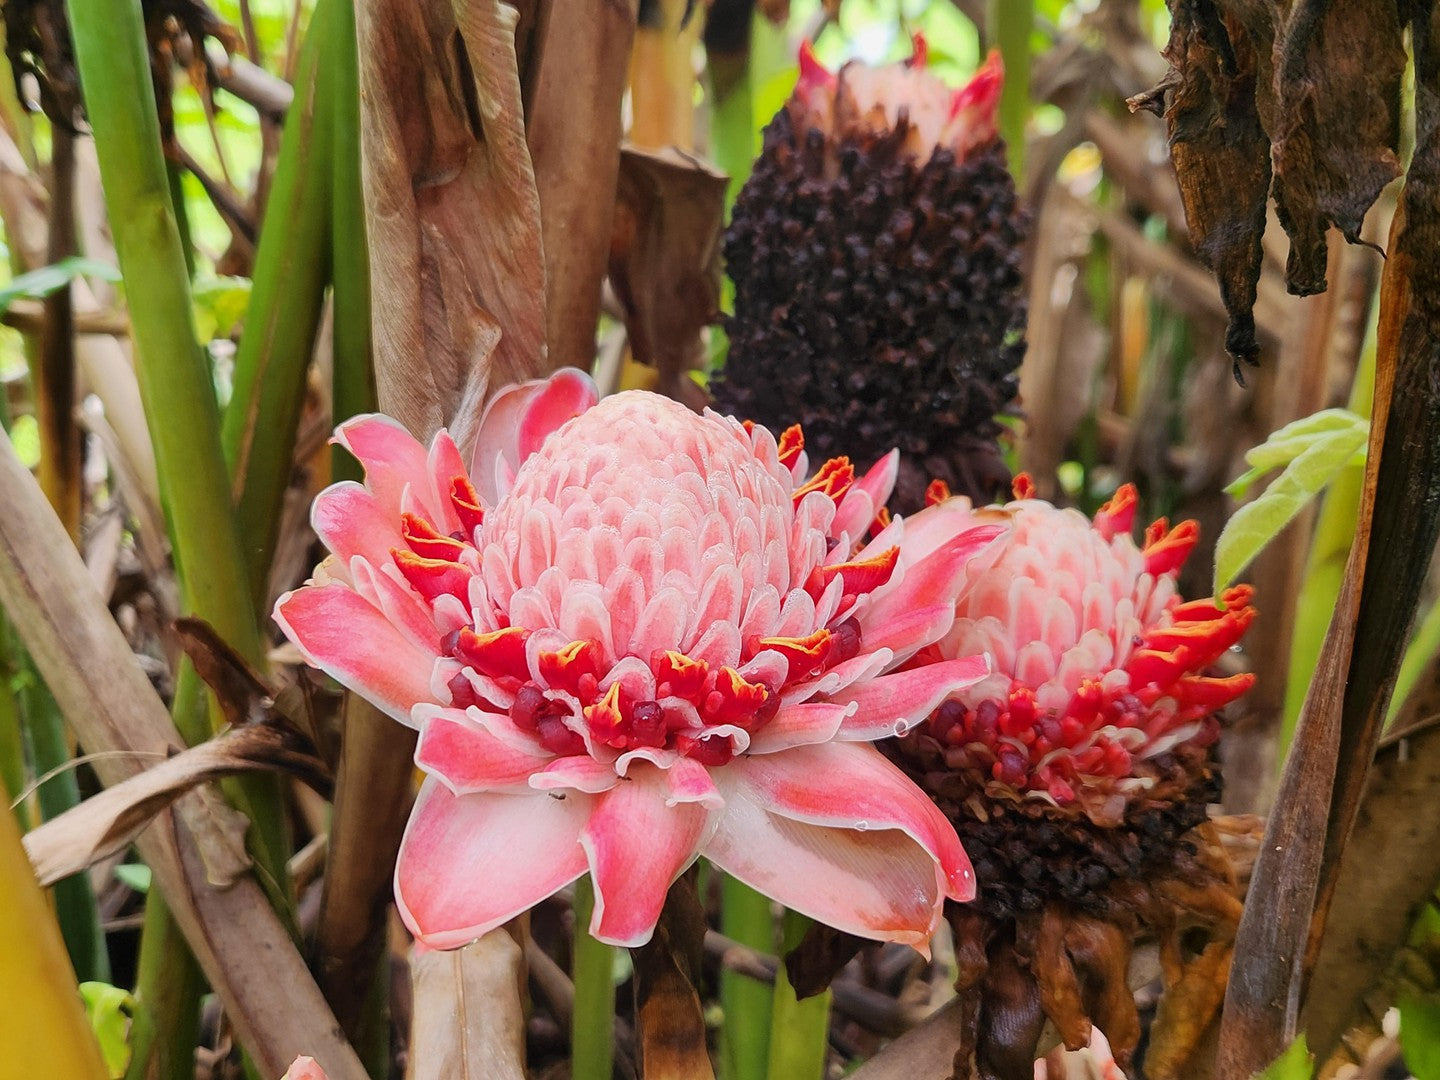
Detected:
[
  {"left": 1225, "top": 408, "right": 1369, "bottom": 497},
  {"left": 1215, "top": 415, "right": 1370, "bottom": 592},
  {"left": 0, "top": 256, "right": 120, "bottom": 312},
  {"left": 1251, "top": 1035, "right": 1311, "bottom": 1080},
  {"left": 78, "top": 981, "right": 134, "bottom": 1078},
  {"left": 191, "top": 276, "right": 252, "bottom": 341},
  {"left": 112, "top": 863, "right": 151, "bottom": 893},
  {"left": 1401, "top": 990, "right": 1440, "bottom": 1079}
]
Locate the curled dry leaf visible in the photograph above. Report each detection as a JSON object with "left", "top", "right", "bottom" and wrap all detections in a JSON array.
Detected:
[
  {"left": 355, "top": 0, "right": 547, "bottom": 446},
  {"left": 1270, "top": 0, "right": 1405, "bottom": 295},
  {"left": 407, "top": 930, "right": 528, "bottom": 1080},
  {"left": 1138, "top": 0, "right": 1272, "bottom": 374},
  {"left": 22, "top": 721, "right": 326, "bottom": 888},
  {"left": 631, "top": 874, "right": 715, "bottom": 1080},
  {"left": 609, "top": 144, "right": 726, "bottom": 406}
]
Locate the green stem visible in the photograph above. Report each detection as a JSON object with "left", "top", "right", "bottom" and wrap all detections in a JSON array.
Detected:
[
  {"left": 222, "top": 0, "right": 334, "bottom": 607},
  {"left": 988, "top": 0, "right": 1031, "bottom": 182},
  {"left": 572, "top": 875, "right": 617, "bottom": 1080},
  {"left": 720, "top": 877, "right": 773, "bottom": 1080},
  {"left": 0, "top": 615, "right": 25, "bottom": 823},
  {"left": 67, "top": 4, "right": 296, "bottom": 1074},
  {"left": 123, "top": 897, "right": 203, "bottom": 1080},
  {"left": 1391, "top": 595, "right": 1440, "bottom": 725},
  {"left": 328, "top": 0, "right": 375, "bottom": 472},
  {"left": 1280, "top": 346, "right": 1378, "bottom": 755},
  {"left": 765, "top": 912, "right": 831, "bottom": 1080},
  {"left": 23, "top": 657, "right": 109, "bottom": 984}
]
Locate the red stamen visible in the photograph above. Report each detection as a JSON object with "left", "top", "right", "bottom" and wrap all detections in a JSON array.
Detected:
[
  {"left": 924, "top": 478, "right": 952, "bottom": 507},
  {"left": 806, "top": 545, "right": 900, "bottom": 601},
  {"left": 793, "top": 457, "right": 855, "bottom": 508},
  {"left": 450, "top": 475, "right": 486, "bottom": 534},
  {"left": 704, "top": 667, "right": 772, "bottom": 726},
  {"left": 755, "top": 629, "right": 833, "bottom": 679},
  {"left": 538, "top": 640, "right": 602, "bottom": 696},
  {"left": 777, "top": 425, "right": 805, "bottom": 471},
  {"left": 1011, "top": 473, "right": 1036, "bottom": 500},
  {"left": 1092, "top": 484, "right": 1138, "bottom": 541},
  {"left": 402, "top": 512, "right": 468, "bottom": 560},
  {"left": 651, "top": 650, "right": 710, "bottom": 699},
  {"left": 1144, "top": 520, "right": 1200, "bottom": 576},
  {"left": 392, "top": 549, "right": 470, "bottom": 603},
  {"left": 455, "top": 625, "right": 531, "bottom": 682}
]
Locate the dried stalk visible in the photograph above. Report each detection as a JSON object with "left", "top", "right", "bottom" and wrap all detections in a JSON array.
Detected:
[
  {"left": 528, "top": 0, "right": 637, "bottom": 372},
  {"left": 0, "top": 428, "right": 366, "bottom": 1080}
]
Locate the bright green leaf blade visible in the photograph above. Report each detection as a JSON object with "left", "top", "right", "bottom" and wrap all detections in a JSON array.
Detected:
[
  {"left": 1227, "top": 408, "right": 1369, "bottom": 496},
  {"left": 1215, "top": 423, "right": 1371, "bottom": 592},
  {"left": 79, "top": 982, "right": 135, "bottom": 1078},
  {"left": 0, "top": 256, "right": 120, "bottom": 311},
  {"left": 1401, "top": 990, "right": 1440, "bottom": 1079},
  {"left": 1252, "top": 1035, "right": 1311, "bottom": 1080},
  {"left": 113, "top": 863, "right": 151, "bottom": 894}
]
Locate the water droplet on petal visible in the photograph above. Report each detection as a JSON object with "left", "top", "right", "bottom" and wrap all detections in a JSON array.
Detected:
[{"left": 855, "top": 819, "right": 869, "bottom": 831}]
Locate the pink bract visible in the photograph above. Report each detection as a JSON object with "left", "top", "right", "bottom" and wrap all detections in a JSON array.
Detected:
[
  {"left": 916, "top": 480, "right": 1256, "bottom": 825},
  {"left": 275, "top": 370, "right": 1003, "bottom": 950}
]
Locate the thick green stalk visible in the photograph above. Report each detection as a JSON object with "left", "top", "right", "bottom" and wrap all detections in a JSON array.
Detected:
[
  {"left": 765, "top": 912, "right": 830, "bottom": 1080},
  {"left": 572, "top": 875, "right": 617, "bottom": 1080},
  {"left": 720, "top": 877, "right": 773, "bottom": 1080},
  {"left": 328, "top": 0, "right": 374, "bottom": 466},
  {"left": 1280, "top": 348, "right": 1377, "bottom": 755},
  {"left": 987, "top": 0, "right": 1031, "bottom": 182},
  {"left": 23, "top": 658, "right": 109, "bottom": 983},
  {"left": 66, "top": 0, "right": 290, "bottom": 889},
  {"left": 123, "top": 898, "right": 203, "bottom": 1080},
  {"left": 66, "top": 4, "right": 294, "bottom": 1074},
  {"left": 0, "top": 615, "right": 25, "bottom": 822},
  {"left": 222, "top": 0, "right": 334, "bottom": 604},
  {"left": 1391, "top": 595, "right": 1440, "bottom": 725}
]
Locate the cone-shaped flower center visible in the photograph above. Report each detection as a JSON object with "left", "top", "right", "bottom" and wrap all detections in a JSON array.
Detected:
[
  {"left": 929, "top": 483, "right": 1255, "bottom": 822},
  {"left": 400, "top": 394, "right": 892, "bottom": 769}
]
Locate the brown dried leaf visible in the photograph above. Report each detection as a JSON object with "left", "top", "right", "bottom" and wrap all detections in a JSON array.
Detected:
[
  {"left": 1147, "top": 940, "right": 1233, "bottom": 1080},
  {"left": 22, "top": 721, "right": 325, "bottom": 889},
  {"left": 631, "top": 873, "right": 714, "bottom": 1080},
  {"left": 1143, "top": 0, "right": 1272, "bottom": 373},
  {"left": 0, "top": 431, "right": 365, "bottom": 1079},
  {"left": 528, "top": 0, "right": 637, "bottom": 373},
  {"left": 1270, "top": 0, "right": 1405, "bottom": 295},
  {"left": 609, "top": 145, "right": 726, "bottom": 404},
  {"left": 356, "top": 0, "right": 547, "bottom": 446},
  {"left": 407, "top": 931, "right": 528, "bottom": 1080}
]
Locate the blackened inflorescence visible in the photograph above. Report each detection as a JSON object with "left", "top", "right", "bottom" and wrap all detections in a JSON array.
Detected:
[
  {"left": 712, "top": 106, "right": 1030, "bottom": 512},
  {"left": 883, "top": 732, "right": 1221, "bottom": 922}
]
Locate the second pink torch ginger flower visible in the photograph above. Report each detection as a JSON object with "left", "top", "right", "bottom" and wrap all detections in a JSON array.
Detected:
[{"left": 275, "top": 371, "right": 1002, "bottom": 951}]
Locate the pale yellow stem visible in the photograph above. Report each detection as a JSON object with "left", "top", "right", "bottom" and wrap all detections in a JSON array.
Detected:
[{"left": 0, "top": 801, "right": 108, "bottom": 1079}]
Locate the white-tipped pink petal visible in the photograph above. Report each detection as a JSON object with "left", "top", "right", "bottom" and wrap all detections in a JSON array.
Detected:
[
  {"left": 529, "top": 755, "right": 623, "bottom": 794},
  {"left": 274, "top": 584, "right": 437, "bottom": 726},
  {"left": 415, "top": 709, "right": 551, "bottom": 794},
  {"left": 396, "top": 780, "right": 591, "bottom": 950},
  {"left": 471, "top": 368, "right": 598, "bottom": 502},
  {"left": 581, "top": 767, "right": 710, "bottom": 947},
  {"left": 333, "top": 414, "right": 434, "bottom": 518},
  {"left": 310, "top": 481, "right": 403, "bottom": 570},
  {"left": 280, "top": 1058, "right": 327, "bottom": 1080},
  {"left": 726, "top": 742, "right": 973, "bottom": 901},
  {"left": 861, "top": 524, "right": 1006, "bottom": 657},
  {"left": 747, "top": 701, "right": 854, "bottom": 753},
  {"left": 703, "top": 767, "right": 951, "bottom": 947},
  {"left": 829, "top": 655, "right": 990, "bottom": 740},
  {"left": 832, "top": 450, "right": 899, "bottom": 539}
]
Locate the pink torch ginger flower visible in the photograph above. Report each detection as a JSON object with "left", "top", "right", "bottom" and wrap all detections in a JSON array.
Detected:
[
  {"left": 275, "top": 371, "right": 1002, "bottom": 950},
  {"left": 918, "top": 479, "right": 1256, "bottom": 826}
]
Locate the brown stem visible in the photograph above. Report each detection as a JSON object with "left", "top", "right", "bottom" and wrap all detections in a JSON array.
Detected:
[
  {"left": 631, "top": 870, "right": 714, "bottom": 1080},
  {"left": 36, "top": 126, "right": 80, "bottom": 538},
  {"left": 527, "top": 0, "right": 637, "bottom": 373},
  {"left": 312, "top": 694, "right": 416, "bottom": 1046}
]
